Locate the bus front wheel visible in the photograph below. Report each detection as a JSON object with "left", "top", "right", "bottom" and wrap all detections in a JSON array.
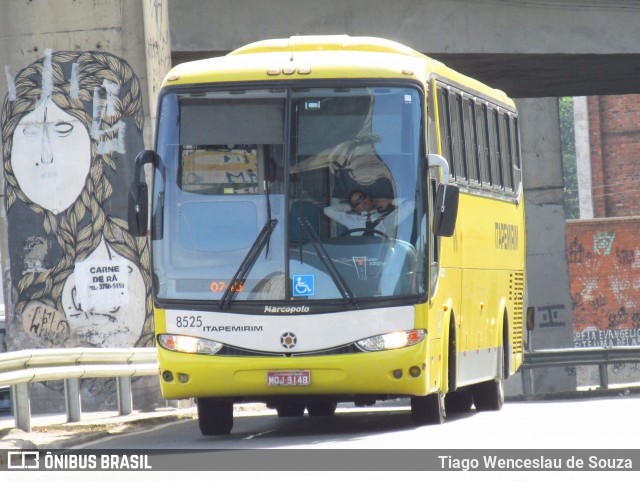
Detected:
[
  {"left": 197, "top": 398, "right": 234, "bottom": 435},
  {"left": 410, "top": 392, "right": 446, "bottom": 425}
]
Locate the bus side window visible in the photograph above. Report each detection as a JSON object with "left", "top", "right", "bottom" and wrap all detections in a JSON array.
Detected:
[
  {"left": 427, "top": 83, "right": 439, "bottom": 154},
  {"left": 499, "top": 113, "right": 513, "bottom": 191},
  {"left": 463, "top": 97, "right": 479, "bottom": 184},
  {"left": 487, "top": 107, "right": 502, "bottom": 190},
  {"left": 437, "top": 87, "right": 453, "bottom": 166},
  {"left": 511, "top": 116, "right": 522, "bottom": 192},
  {"left": 477, "top": 102, "right": 491, "bottom": 188},
  {"left": 449, "top": 91, "right": 466, "bottom": 182}
]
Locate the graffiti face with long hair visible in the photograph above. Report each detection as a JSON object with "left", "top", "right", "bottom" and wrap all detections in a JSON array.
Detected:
[{"left": 11, "top": 98, "right": 91, "bottom": 213}]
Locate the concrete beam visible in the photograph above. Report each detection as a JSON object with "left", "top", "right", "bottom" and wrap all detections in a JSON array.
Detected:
[
  {"left": 168, "top": 1, "right": 640, "bottom": 97},
  {"left": 169, "top": 0, "right": 640, "bottom": 55}
]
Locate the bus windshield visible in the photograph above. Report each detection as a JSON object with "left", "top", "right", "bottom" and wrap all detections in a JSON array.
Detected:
[{"left": 152, "top": 84, "right": 427, "bottom": 305}]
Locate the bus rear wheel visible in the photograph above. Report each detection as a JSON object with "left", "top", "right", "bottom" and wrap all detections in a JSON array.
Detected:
[
  {"left": 472, "top": 379, "right": 504, "bottom": 411},
  {"left": 410, "top": 392, "right": 446, "bottom": 425},
  {"left": 445, "top": 389, "right": 473, "bottom": 413},
  {"left": 307, "top": 401, "right": 337, "bottom": 416},
  {"left": 197, "top": 398, "right": 234, "bottom": 435},
  {"left": 276, "top": 402, "right": 306, "bottom": 417}
]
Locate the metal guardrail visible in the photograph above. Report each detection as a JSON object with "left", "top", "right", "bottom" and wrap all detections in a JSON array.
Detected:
[
  {"left": 1, "top": 345, "right": 639, "bottom": 431},
  {"left": 0, "top": 347, "right": 159, "bottom": 432},
  {"left": 522, "top": 346, "right": 640, "bottom": 397}
]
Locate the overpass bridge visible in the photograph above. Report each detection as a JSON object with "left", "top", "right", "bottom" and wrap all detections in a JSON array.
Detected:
[{"left": 169, "top": 0, "right": 640, "bottom": 97}]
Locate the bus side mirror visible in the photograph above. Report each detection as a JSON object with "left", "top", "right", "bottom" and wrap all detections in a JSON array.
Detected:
[
  {"left": 128, "top": 150, "right": 155, "bottom": 237},
  {"left": 427, "top": 153, "right": 458, "bottom": 237},
  {"left": 434, "top": 183, "right": 459, "bottom": 237}
]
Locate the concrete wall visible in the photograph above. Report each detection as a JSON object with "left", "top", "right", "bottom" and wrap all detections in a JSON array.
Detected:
[
  {"left": 0, "top": 0, "right": 170, "bottom": 412},
  {"left": 567, "top": 217, "right": 640, "bottom": 387}
]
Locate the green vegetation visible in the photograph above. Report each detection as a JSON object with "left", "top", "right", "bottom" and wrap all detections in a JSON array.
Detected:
[{"left": 559, "top": 97, "right": 579, "bottom": 219}]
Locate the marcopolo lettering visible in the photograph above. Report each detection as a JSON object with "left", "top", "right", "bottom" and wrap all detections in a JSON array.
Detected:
[{"left": 264, "top": 305, "right": 310, "bottom": 314}]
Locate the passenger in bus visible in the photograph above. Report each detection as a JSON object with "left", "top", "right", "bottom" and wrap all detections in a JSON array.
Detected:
[{"left": 324, "top": 190, "right": 412, "bottom": 237}]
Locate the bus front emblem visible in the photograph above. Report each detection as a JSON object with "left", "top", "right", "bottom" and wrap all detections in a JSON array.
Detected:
[
  {"left": 352, "top": 256, "right": 367, "bottom": 280},
  {"left": 281, "top": 332, "right": 297, "bottom": 349}
]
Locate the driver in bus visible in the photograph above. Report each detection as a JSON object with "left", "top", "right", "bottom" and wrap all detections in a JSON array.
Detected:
[{"left": 324, "top": 189, "right": 411, "bottom": 237}]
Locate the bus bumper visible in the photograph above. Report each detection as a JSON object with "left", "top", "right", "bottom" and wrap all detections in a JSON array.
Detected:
[{"left": 157, "top": 341, "right": 434, "bottom": 400}]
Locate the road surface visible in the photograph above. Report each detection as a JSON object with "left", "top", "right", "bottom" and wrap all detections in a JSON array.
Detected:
[{"left": 58, "top": 395, "right": 640, "bottom": 481}]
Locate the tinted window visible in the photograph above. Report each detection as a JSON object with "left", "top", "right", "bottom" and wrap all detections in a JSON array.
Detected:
[
  {"left": 437, "top": 88, "right": 452, "bottom": 166},
  {"left": 476, "top": 102, "right": 491, "bottom": 186},
  {"left": 449, "top": 92, "right": 466, "bottom": 180},
  {"left": 464, "top": 98, "right": 478, "bottom": 183},
  {"left": 499, "top": 113, "right": 513, "bottom": 190},
  {"left": 488, "top": 108, "right": 502, "bottom": 188}
]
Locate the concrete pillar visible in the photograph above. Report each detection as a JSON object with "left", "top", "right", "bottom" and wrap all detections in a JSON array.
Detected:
[
  {"left": 142, "top": 0, "right": 172, "bottom": 141},
  {"left": 573, "top": 97, "right": 594, "bottom": 219},
  {"left": 0, "top": 0, "right": 170, "bottom": 413},
  {"left": 515, "top": 97, "right": 577, "bottom": 394}
]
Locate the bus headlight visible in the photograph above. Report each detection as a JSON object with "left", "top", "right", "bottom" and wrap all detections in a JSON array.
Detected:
[
  {"left": 356, "top": 329, "right": 426, "bottom": 352},
  {"left": 158, "top": 334, "right": 223, "bottom": 355}
]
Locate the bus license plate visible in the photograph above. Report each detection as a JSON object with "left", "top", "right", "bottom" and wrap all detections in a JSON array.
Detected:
[{"left": 266, "top": 370, "right": 311, "bottom": 386}]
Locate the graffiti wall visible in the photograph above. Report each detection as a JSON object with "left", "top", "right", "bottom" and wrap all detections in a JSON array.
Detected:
[
  {"left": 567, "top": 217, "right": 640, "bottom": 386},
  {"left": 567, "top": 217, "right": 640, "bottom": 348},
  {"left": 567, "top": 217, "right": 640, "bottom": 347},
  {"left": 1, "top": 50, "right": 154, "bottom": 352}
]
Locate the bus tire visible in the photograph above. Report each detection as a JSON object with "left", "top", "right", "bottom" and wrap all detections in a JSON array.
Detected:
[
  {"left": 276, "top": 402, "right": 306, "bottom": 417},
  {"left": 307, "top": 402, "right": 337, "bottom": 416},
  {"left": 445, "top": 389, "right": 473, "bottom": 413},
  {"left": 472, "top": 379, "right": 504, "bottom": 411},
  {"left": 410, "top": 392, "right": 446, "bottom": 425},
  {"left": 197, "top": 398, "right": 234, "bottom": 435}
]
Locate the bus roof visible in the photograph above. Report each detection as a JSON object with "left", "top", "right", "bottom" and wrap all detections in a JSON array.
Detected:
[
  {"left": 228, "top": 35, "right": 422, "bottom": 58},
  {"left": 163, "top": 35, "right": 513, "bottom": 107}
]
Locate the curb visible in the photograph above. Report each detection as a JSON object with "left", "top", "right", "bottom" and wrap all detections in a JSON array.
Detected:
[{"left": 0, "top": 408, "right": 198, "bottom": 450}]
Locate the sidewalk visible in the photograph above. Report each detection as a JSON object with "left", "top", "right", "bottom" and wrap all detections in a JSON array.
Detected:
[{"left": 0, "top": 406, "right": 198, "bottom": 450}]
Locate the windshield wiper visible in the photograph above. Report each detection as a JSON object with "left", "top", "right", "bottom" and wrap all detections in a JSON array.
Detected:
[
  {"left": 298, "top": 217, "right": 358, "bottom": 309},
  {"left": 219, "top": 219, "right": 279, "bottom": 310},
  {"left": 264, "top": 179, "right": 273, "bottom": 257}
]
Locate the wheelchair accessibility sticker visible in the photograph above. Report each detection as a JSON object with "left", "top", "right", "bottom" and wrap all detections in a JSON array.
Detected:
[{"left": 293, "top": 275, "right": 315, "bottom": 296}]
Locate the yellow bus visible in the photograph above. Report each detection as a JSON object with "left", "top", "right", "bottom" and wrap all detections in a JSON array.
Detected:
[{"left": 129, "top": 35, "right": 527, "bottom": 435}]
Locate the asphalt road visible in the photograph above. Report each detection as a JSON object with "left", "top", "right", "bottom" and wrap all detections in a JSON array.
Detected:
[
  {"left": 4, "top": 395, "right": 639, "bottom": 481},
  {"left": 78, "top": 394, "right": 639, "bottom": 450}
]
